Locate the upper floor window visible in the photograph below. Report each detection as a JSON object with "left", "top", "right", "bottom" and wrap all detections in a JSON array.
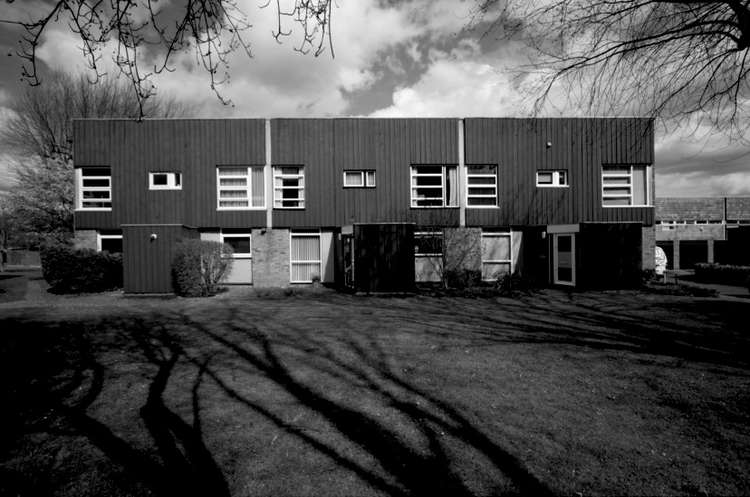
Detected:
[
  {"left": 274, "top": 166, "right": 305, "bottom": 209},
  {"left": 536, "top": 170, "right": 568, "bottom": 187},
  {"left": 410, "top": 165, "right": 458, "bottom": 208},
  {"left": 149, "top": 172, "right": 182, "bottom": 190},
  {"left": 467, "top": 165, "right": 498, "bottom": 207},
  {"left": 77, "top": 167, "right": 112, "bottom": 210},
  {"left": 343, "top": 170, "right": 376, "bottom": 188},
  {"left": 602, "top": 164, "right": 650, "bottom": 207},
  {"left": 217, "top": 166, "right": 265, "bottom": 210}
]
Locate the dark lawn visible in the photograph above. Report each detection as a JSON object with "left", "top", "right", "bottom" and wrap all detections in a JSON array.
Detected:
[{"left": 1, "top": 290, "right": 749, "bottom": 496}]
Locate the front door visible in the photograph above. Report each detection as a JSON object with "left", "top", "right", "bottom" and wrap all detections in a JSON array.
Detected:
[{"left": 553, "top": 233, "right": 575, "bottom": 286}]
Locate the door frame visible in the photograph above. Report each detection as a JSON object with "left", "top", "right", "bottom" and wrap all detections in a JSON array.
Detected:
[{"left": 552, "top": 233, "right": 576, "bottom": 286}]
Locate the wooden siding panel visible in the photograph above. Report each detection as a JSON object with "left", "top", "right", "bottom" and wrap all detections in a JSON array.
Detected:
[
  {"left": 122, "top": 225, "right": 198, "bottom": 293},
  {"left": 74, "top": 119, "right": 266, "bottom": 230},
  {"left": 464, "top": 118, "right": 654, "bottom": 227}
]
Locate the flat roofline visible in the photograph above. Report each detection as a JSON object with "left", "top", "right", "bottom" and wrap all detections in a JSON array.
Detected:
[{"left": 72, "top": 116, "right": 655, "bottom": 121}]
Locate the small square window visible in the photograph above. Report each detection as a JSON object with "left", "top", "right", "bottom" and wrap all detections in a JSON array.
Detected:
[
  {"left": 365, "top": 171, "right": 376, "bottom": 187},
  {"left": 149, "top": 172, "right": 182, "bottom": 190},
  {"left": 536, "top": 170, "right": 568, "bottom": 188},
  {"left": 343, "top": 170, "right": 376, "bottom": 188}
]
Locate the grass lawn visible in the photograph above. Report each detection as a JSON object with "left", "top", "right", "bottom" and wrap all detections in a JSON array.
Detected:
[{"left": 1, "top": 289, "right": 749, "bottom": 496}]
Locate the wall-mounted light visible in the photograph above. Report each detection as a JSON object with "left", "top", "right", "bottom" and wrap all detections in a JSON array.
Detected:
[
  {"left": 150, "top": 233, "right": 158, "bottom": 241},
  {"left": 546, "top": 141, "right": 552, "bottom": 148}
]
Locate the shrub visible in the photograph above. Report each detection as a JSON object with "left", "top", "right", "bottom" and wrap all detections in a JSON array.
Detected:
[
  {"left": 693, "top": 263, "right": 750, "bottom": 286},
  {"left": 172, "top": 239, "right": 232, "bottom": 297},
  {"left": 493, "top": 273, "right": 536, "bottom": 296},
  {"left": 443, "top": 269, "right": 481, "bottom": 289},
  {"left": 40, "top": 243, "right": 122, "bottom": 293}
]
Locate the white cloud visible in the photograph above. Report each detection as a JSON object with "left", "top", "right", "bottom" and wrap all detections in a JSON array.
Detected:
[{"left": 656, "top": 171, "right": 750, "bottom": 197}]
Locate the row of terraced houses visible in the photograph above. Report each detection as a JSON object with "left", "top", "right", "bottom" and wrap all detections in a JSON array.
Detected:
[{"left": 72, "top": 118, "right": 656, "bottom": 293}]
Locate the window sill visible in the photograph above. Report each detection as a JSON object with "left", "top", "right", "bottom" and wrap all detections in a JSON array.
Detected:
[
  {"left": 467, "top": 206, "right": 499, "bottom": 209},
  {"left": 409, "top": 206, "right": 460, "bottom": 209},
  {"left": 217, "top": 207, "right": 266, "bottom": 211},
  {"left": 76, "top": 208, "right": 112, "bottom": 212},
  {"left": 536, "top": 185, "right": 570, "bottom": 188},
  {"left": 602, "top": 205, "right": 652, "bottom": 208}
]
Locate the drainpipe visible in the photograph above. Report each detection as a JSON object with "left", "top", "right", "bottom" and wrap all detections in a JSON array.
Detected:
[
  {"left": 458, "top": 118, "right": 466, "bottom": 228},
  {"left": 265, "top": 119, "right": 273, "bottom": 229}
]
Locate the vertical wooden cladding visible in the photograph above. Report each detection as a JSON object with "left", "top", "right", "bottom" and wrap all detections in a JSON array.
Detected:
[
  {"left": 464, "top": 118, "right": 654, "bottom": 227},
  {"left": 73, "top": 119, "right": 266, "bottom": 229},
  {"left": 122, "top": 225, "right": 198, "bottom": 293},
  {"left": 271, "top": 118, "right": 459, "bottom": 227}
]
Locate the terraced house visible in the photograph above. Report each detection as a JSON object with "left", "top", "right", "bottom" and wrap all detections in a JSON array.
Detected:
[{"left": 72, "top": 118, "right": 655, "bottom": 293}]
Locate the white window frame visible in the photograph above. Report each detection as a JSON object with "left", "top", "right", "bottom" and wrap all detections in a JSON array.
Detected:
[
  {"left": 217, "top": 166, "right": 265, "bottom": 211},
  {"left": 414, "top": 231, "right": 443, "bottom": 257},
  {"left": 220, "top": 232, "right": 252, "bottom": 259},
  {"left": 410, "top": 165, "right": 458, "bottom": 208},
  {"left": 290, "top": 230, "right": 322, "bottom": 283},
  {"left": 602, "top": 164, "right": 651, "bottom": 207},
  {"left": 536, "top": 170, "right": 568, "bottom": 188},
  {"left": 481, "top": 231, "right": 513, "bottom": 281},
  {"left": 149, "top": 172, "right": 182, "bottom": 190},
  {"left": 97, "top": 233, "right": 122, "bottom": 252},
  {"left": 76, "top": 167, "right": 112, "bottom": 211},
  {"left": 274, "top": 166, "right": 305, "bottom": 209},
  {"left": 343, "top": 170, "right": 376, "bottom": 188},
  {"left": 466, "top": 165, "right": 498, "bottom": 208}
]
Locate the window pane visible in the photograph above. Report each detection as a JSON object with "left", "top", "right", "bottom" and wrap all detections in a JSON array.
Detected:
[
  {"left": 557, "top": 171, "right": 568, "bottom": 185},
  {"left": 468, "top": 176, "right": 496, "bottom": 185},
  {"left": 220, "top": 178, "right": 246, "bottom": 187},
  {"left": 224, "top": 236, "right": 251, "bottom": 254},
  {"left": 414, "top": 165, "right": 442, "bottom": 175},
  {"left": 280, "top": 166, "right": 301, "bottom": 175},
  {"left": 218, "top": 167, "right": 246, "bottom": 176},
  {"left": 468, "top": 165, "right": 496, "bottom": 174},
  {"left": 153, "top": 174, "right": 168, "bottom": 185},
  {"left": 603, "top": 166, "right": 630, "bottom": 175},
  {"left": 537, "top": 172, "right": 553, "bottom": 184},
  {"left": 557, "top": 235, "right": 572, "bottom": 252},
  {"left": 603, "top": 197, "right": 630, "bottom": 206},
  {"left": 482, "top": 235, "right": 510, "bottom": 261},
  {"left": 603, "top": 177, "right": 630, "bottom": 186},
  {"left": 366, "top": 170, "right": 376, "bottom": 186},
  {"left": 414, "top": 233, "right": 442, "bottom": 255},
  {"left": 413, "top": 175, "right": 442, "bottom": 186},
  {"left": 174, "top": 173, "right": 181, "bottom": 186},
  {"left": 468, "top": 187, "right": 496, "bottom": 196},
  {"left": 603, "top": 187, "right": 630, "bottom": 196},
  {"left": 82, "top": 178, "right": 110, "bottom": 187},
  {"left": 344, "top": 171, "right": 363, "bottom": 186},
  {"left": 446, "top": 166, "right": 458, "bottom": 206},
  {"left": 82, "top": 167, "right": 111, "bottom": 176},
  {"left": 219, "top": 200, "right": 249, "bottom": 208},
  {"left": 291, "top": 263, "right": 321, "bottom": 282},
  {"left": 469, "top": 197, "right": 496, "bottom": 206},
  {"left": 292, "top": 235, "right": 320, "bottom": 261},
  {"left": 220, "top": 190, "right": 247, "bottom": 198},
  {"left": 252, "top": 167, "right": 265, "bottom": 207},
  {"left": 100, "top": 238, "right": 122, "bottom": 253},
  {"left": 83, "top": 191, "right": 111, "bottom": 199},
  {"left": 632, "top": 166, "right": 647, "bottom": 205}
]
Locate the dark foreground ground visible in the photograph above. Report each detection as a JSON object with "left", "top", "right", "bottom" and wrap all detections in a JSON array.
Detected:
[{"left": 1, "top": 287, "right": 749, "bottom": 496}]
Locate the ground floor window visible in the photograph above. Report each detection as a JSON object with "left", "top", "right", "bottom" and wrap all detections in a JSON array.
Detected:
[
  {"left": 414, "top": 230, "right": 443, "bottom": 282},
  {"left": 290, "top": 231, "right": 321, "bottom": 283},
  {"left": 98, "top": 231, "right": 122, "bottom": 253},
  {"left": 481, "top": 231, "right": 511, "bottom": 281}
]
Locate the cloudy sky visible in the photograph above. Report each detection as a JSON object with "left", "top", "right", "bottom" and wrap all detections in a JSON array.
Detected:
[{"left": 0, "top": 0, "right": 748, "bottom": 197}]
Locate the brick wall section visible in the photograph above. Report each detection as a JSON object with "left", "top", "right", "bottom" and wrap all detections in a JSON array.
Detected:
[
  {"left": 655, "top": 224, "right": 725, "bottom": 241},
  {"left": 444, "top": 228, "right": 481, "bottom": 273},
  {"left": 655, "top": 198, "right": 724, "bottom": 221},
  {"left": 642, "top": 226, "right": 655, "bottom": 270},
  {"left": 726, "top": 197, "right": 750, "bottom": 220},
  {"left": 252, "top": 228, "right": 290, "bottom": 287},
  {"left": 73, "top": 229, "right": 98, "bottom": 250}
]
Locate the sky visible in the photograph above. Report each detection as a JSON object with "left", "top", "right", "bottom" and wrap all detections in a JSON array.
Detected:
[{"left": 0, "top": 0, "right": 748, "bottom": 198}]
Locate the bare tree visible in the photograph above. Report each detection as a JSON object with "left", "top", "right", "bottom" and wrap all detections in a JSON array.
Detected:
[
  {"left": 1, "top": 70, "right": 190, "bottom": 246},
  {"left": 472, "top": 0, "right": 750, "bottom": 138},
  {"left": 0, "top": 0, "right": 333, "bottom": 113}
]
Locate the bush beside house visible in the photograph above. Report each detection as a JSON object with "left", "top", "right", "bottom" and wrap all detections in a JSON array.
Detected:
[
  {"left": 172, "top": 239, "right": 232, "bottom": 297},
  {"left": 40, "top": 244, "right": 122, "bottom": 293},
  {"left": 694, "top": 263, "right": 750, "bottom": 287}
]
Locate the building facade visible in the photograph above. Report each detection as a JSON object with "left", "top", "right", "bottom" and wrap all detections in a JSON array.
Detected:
[
  {"left": 655, "top": 197, "right": 750, "bottom": 269},
  {"left": 73, "top": 118, "right": 655, "bottom": 293}
]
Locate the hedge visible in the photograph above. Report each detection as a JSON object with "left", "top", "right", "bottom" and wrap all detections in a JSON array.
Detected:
[
  {"left": 40, "top": 244, "right": 123, "bottom": 293},
  {"left": 693, "top": 263, "right": 750, "bottom": 287},
  {"left": 172, "top": 239, "right": 232, "bottom": 297}
]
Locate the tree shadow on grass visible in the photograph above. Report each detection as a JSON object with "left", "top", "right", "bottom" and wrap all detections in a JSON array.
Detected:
[{"left": 1, "top": 291, "right": 748, "bottom": 496}]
